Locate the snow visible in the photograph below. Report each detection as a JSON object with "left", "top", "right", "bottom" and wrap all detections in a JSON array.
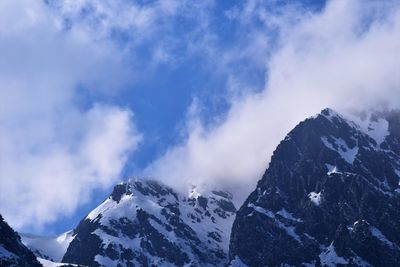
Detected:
[
  {"left": 248, "top": 204, "right": 301, "bottom": 243},
  {"left": 325, "top": 164, "right": 341, "bottom": 175},
  {"left": 0, "top": 244, "right": 16, "bottom": 259},
  {"left": 276, "top": 209, "right": 303, "bottom": 222},
  {"left": 321, "top": 136, "right": 358, "bottom": 164},
  {"left": 37, "top": 257, "right": 81, "bottom": 267},
  {"left": 95, "top": 255, "right": 119, "bottom": 267},
  {"left": 247, "top": 203, "right": 274, "bottom": 218},
  {"left": 86, "top": 197, "right": 116, "bottom": 221},
  {"left": 229, "top": 256, "right": 250, "bottom": 267},
  {"left": 319, "top": 243, "right": 348, "bottom": 267},
  {"left": 320, "top": 108, "right": 342, "bottom": 123},
  {"left": 188, "top": 186, "right": 201, "bottom": 199},
  {"left": 20, "top": 230, "right": 74, "bottom": 262},
  {"left": 348, "top": 113, "right": 389, "bottom": 147},
  {"left": 83, "top": 180, "right": 236, "bottom": 266},
  {"left": 308, "top": 192, "right": 322, "bottom": 206},
  {"left": 301, "top": 262, "right": 317, "bottom": 267},
  {"left": 370, "top": 226, "right": 399, "bottom": 249},
  {"left": 351, "top": 256, "right": 372, "bottom": 267},
  {"left": 395, "top": 169, "right": 400, "bottom": 186}
]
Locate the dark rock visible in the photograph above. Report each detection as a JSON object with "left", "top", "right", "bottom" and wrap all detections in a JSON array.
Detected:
[
  {"left": 63, "top": 179, "right": 236, "bottom": 266},
  {"left": 230, "top": 109, "right": 400, "bottom": 266},
  {"left": 0, "top": 214, "right": 42, "bottom": 267}
]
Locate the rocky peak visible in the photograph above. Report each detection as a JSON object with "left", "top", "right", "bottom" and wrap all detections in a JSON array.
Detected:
[
  {"left": 63, "top": 178, "right": 236, "bottom": 266},
  {"left": 230, "top": 108, "right": 400, "bottom": 266}
]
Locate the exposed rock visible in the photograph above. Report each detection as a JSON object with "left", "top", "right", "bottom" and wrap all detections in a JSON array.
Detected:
[
  {"left": 63, "top": 179, "right": 236, "bottom": 266},
  {"left": 229, "top": 108, "right": 400, "bottom": 266}
]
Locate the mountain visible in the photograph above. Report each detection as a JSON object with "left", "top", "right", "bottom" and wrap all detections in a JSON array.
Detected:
[
  {"left": 0, "top": 214, "right": 42, "bottom": 267},
  {"left": 62, "top": 179, "right": 236, "bottom": 266},
  {"left": 229, "top": 108, "right": 400, "bottom": 266},
  {"left": 20, "top": 231, "right": 74, "bottom": 262}
]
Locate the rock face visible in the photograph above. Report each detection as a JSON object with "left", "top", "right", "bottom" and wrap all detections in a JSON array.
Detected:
[
  {"left": 0, "top": 214, "right": 42, "bottom": 267},
  {"left": 62, "top": 179, "right": 236, "bottom": 266},
  {"left": 229, "top": 108, "right": 400, "bottom": 266}
]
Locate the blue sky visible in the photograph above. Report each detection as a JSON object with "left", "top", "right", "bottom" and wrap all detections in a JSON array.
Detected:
[
  {"left": 48, "top": 0, "right": 306, "bottom": 234},
  {"left": 44, "top": 0, "right": 326, "bottom": 234},
  {"left": 4, "top": 0, "right": 400, "bottom": 235}
]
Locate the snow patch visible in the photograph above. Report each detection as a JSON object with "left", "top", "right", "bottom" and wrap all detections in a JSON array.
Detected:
[
  {"left": 247, "top": 204, "right": 274, "bottom": 218},
  {"left": 308, "top": 192, "right": 322, "bottom": 206},
  {"left": 395, "top": 169, "right": 400, "bottom": 186},
  {"left": 229, "top": 256, "right": 250, "bottom": 267},
  {"left": 319, "top": 243, "right": 348, "bottom": 267},
  {"left": 370, "top": 226, "right": 399, "bottom": 249},
  {"left": 248, "top": 204, "right": 301, "bottom": 243},
  {"left": 325, "top": 164, "right": 341, "bottom": 175},
  {"left": 321, "top": 136, "right": 358, "bottom": 164},
  {"left": 348, "top": 113, "right": 389, "bottom": 147},
  {"left": 188, "top": 186, "right": 201, "bottom": 199},
  {"left": 38, "top": 257, "right": 81, "bottom": 267},
  {"left": 0, "top": 244, "right": 16, "bottom": 259},
  {"left": 321, "top": 108, "right": 343, "bottom": 122},
  {"left": 277, "top": 209, "right": 303, "bottom": 222}
]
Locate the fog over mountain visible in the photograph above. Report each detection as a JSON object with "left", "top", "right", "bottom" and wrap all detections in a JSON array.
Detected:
[
  {"left": 1, "top": 0, "right": 400, "bottom": 243},
  {"left": 146, "top": 1, "right": 400, "bottom": 203}
]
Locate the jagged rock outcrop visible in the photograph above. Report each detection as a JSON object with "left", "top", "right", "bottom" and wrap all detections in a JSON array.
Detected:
[
  {"left": 229, "top": 108, "right": 400, "bottom": 266},
  {"left": 62, "top": 179, "right": 236, "bottom": 266},
  {"left": 0, "top": 214, "right": 42, "bottom": 267}
]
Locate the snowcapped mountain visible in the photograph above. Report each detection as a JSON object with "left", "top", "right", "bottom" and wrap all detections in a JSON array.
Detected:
[
  {"left": 229, "top": 108, "right": 400, "bottom": 266},
  {"left": 6, "top": 107, "right": 400, "bottom": 267},
  {"left": 20, "top": 231, "right": 75, "bottom": 262},
  {"left": 0, "top": 214, "right": 42, "bottom": 267},
  {"left": 62, "top": 179, "right": 236, "bottom": 266}
]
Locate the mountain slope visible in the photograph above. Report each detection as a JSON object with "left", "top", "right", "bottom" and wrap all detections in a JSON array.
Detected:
[
  {"left": 229, "top": 108, "right": 400, "bottom": 266},
  {"left": 62, "top": 179, "right": 236, "bottom": 266},
  {"left": 0, "top": 214, "right": 42, "bottom": 267}
]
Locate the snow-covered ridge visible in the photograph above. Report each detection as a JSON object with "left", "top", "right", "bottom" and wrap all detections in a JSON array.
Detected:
[
  {"left": 320, "top": 108, "right": 391, "bottom": 148},
  {"left": 316, "top": 108, "right": 397, "bottom": 166},
  {"left": 64, "top": 178, "right": 237, "bottom": 266}
]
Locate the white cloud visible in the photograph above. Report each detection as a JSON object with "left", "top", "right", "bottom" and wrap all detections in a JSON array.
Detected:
[
  {"left": 3, "top": 0, "right": 400, "bottom": 229},
  {"left": 0, "top": 0, "right": 141, "bottom": 230},
  {"left": 49, "top": 0, "right": 215, "bottom": 67},
  {"left": 147, "top": 0, "right": 400, "bottom": 204}
]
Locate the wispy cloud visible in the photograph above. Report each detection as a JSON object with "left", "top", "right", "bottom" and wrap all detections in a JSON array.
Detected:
[
  {"left": 2, "top": 0, "right": 400, "bottom": 230},
  {"left": 146, "top": 1, "right": 400, "bottom": 203}
]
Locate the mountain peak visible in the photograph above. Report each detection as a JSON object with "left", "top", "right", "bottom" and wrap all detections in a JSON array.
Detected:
[
  {"left": 230, "top": 107, "right": 400, "bottom": 266},
  {"left": 62, "top": 177, "right": 236, "bottom": 266}
]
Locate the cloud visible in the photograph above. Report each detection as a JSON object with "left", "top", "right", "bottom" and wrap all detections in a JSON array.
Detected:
[
  {"left": 0, "top": 0, "right": 141, "bottom": 230},
  {"left": 49, "top": 0, "right": 216, "bottom": 68},
  {"left": 146, "top": 0, "right": 400, "bottom": 203},
  {"left": 3, "top": 0, "right": 400, "bottom": 229}
]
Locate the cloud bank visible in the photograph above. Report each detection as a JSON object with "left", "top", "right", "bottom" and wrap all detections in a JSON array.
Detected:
[
  {"left": 147, "top": 1, "right": 400, "bottom": 203},
  {"left": 0, "top": 0, "right": 141, "bottom": 230},
  {"left": 2, "top": 0, "right": 400, "bottom": 230}
]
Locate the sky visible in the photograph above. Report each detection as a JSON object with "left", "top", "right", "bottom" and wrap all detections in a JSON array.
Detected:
[{"left": 1, "top": 0, "right": 400, "bottom": 235}]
